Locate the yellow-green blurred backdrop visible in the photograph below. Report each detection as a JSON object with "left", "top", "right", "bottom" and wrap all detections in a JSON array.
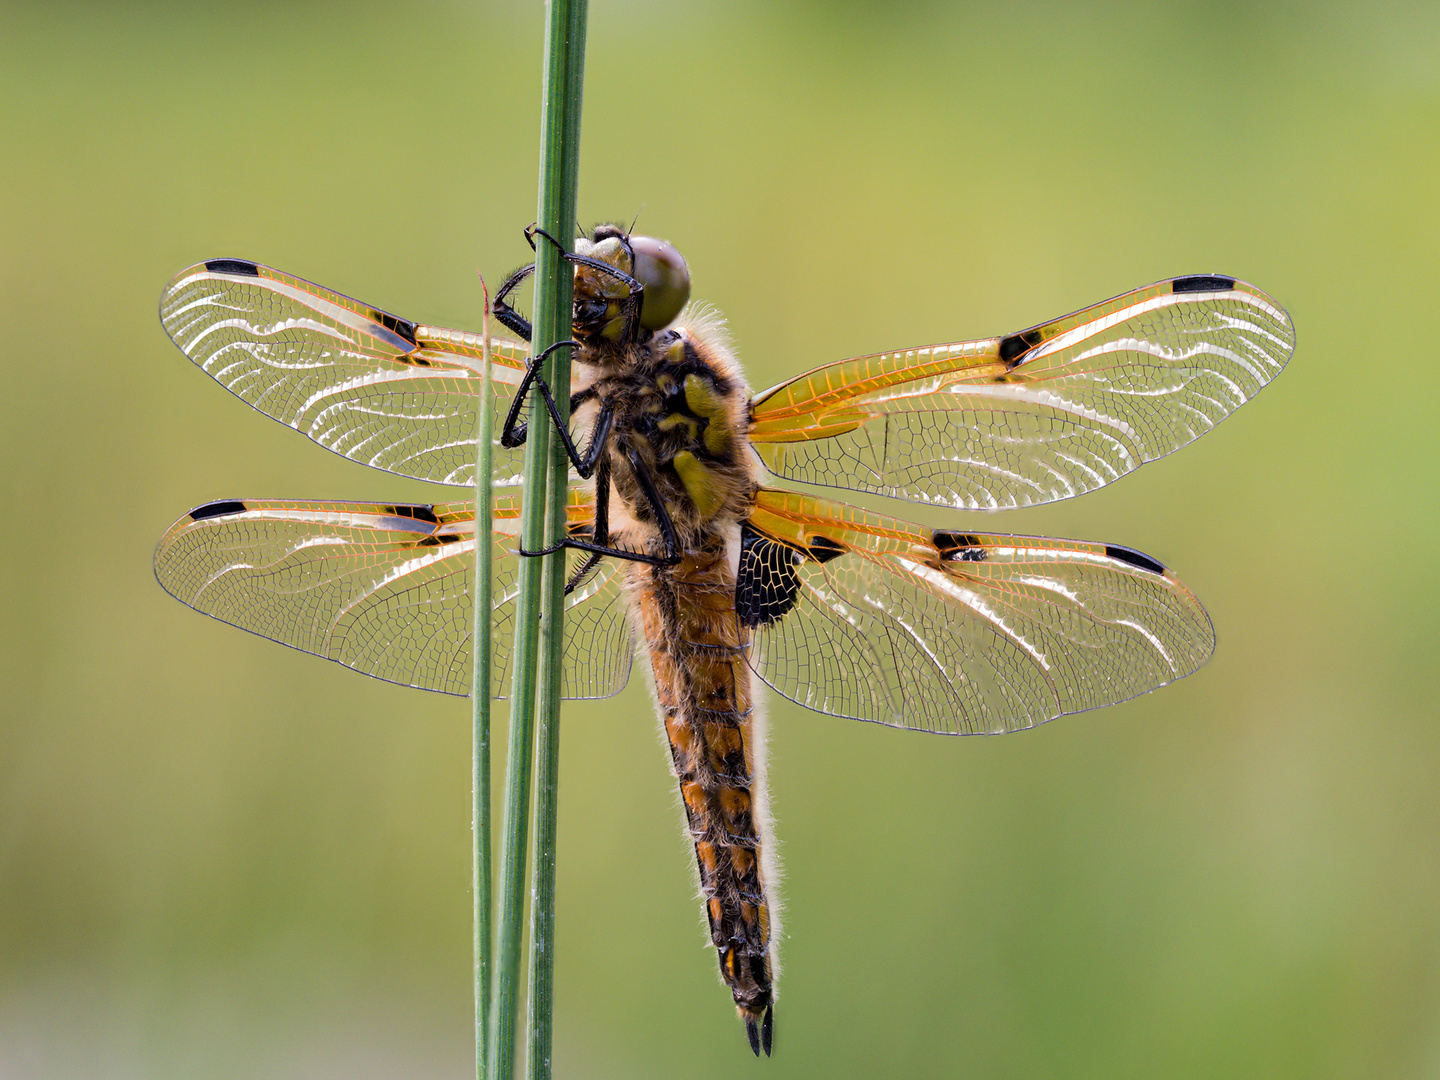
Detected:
[{"left": 3, "top": 2, "right": 1438, "bottom": 1077}]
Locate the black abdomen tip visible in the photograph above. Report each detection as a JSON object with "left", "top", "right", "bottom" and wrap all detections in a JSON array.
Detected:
[
  {"left": 204, "top": 259, "right": 260, "bottom": 277},
  {"left": 741, "top": 1009, "right": 774, "bottom": 1056}
]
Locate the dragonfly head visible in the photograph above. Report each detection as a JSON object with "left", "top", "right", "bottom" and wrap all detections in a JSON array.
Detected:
[{"left": 574, "top": 225, "right": 690, "bottom": 342}]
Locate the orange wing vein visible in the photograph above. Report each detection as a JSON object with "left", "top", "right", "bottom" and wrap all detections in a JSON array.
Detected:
[
  {"left": 159, "top": 259, "right": 534, "bottom": 487},
  {"left": 748, "top": 276, "right": 1294, "bottom": 510},
  {"left": 741, "top": 488, "right": 1214, "bottom": 734},
  {"left": 152, "top": 488, "right": 632, "bottom": 699}
]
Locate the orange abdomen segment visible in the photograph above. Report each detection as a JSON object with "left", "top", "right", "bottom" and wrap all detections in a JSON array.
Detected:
[{"left": 633, "top": 547, "right": 775, "bottom": 1056}]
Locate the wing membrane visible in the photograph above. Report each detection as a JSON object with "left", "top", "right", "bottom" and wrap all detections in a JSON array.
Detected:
[
  {"left": 153, "top": 490, "right": 633, "bottom": 699},
  {"left": 159, "top": 260, "right": 535, "bottom": 486},
  {"left": 749, "top": 276, "right": 1294, "bottom": 509},
  {"left": 742, "top": 489, "right": 1213, "bottom": 734}
]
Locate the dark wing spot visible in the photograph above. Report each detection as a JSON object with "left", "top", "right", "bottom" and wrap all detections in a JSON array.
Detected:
[
  {"left": 736, "top": 526, "right": 803, "bottom": 628},
  {"left": 189, "top": 499, "right": 247, "bottom": 521},
  {"left": 803, "top": 535, "right": 846, "bottom": 563},
  {"left": 1172, "top": 275, "right": 1235, "bottom": 294},
  {"left": 998, "top": 329, "right": 1044, "bottom": 367},
  {"left": 204, "top": 259, "right": 259, "bottom": 277},
  {"left": 1105, "top": 544, "right": 1166, "bottom": 575},
  {"left": 933, "top": 530, "right": 989, "bottom": 562},
  {"left": 372, "top": 309, "right": 419, "bottom": 347},
  {"left": 387, "top": 504, "right": 439, "bottom": 524}
]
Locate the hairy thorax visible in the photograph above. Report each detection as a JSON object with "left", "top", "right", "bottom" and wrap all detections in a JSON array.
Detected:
[{"left": 586, "top": 315, "right": 760, "bottom": 558}]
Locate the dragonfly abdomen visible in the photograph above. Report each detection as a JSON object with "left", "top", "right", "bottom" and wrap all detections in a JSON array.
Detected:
[{"left": 631, "top": 541, "right": 777, "bottom": 1057}]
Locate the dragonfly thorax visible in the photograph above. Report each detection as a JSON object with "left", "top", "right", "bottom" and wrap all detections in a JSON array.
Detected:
[{"left": 592, "top": 316, "right": 760, "bottom": 557}]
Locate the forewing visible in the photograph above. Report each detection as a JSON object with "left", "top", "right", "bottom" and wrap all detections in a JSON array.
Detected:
[
  {"left": 159, "top": 260, "right": 535, "bottom": 486},
  {"left": 153, "top": 490, "right": 633, "bottom": 699},
  {"left": 749, "top": 276, "right": 1294, "bottom": 509},
  {"left": 740, "top": 489, "right": 1214, "bottom": 734}
]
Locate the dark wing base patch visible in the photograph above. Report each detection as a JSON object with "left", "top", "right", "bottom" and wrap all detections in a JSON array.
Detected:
[
  {"left": 736, "top": 526, "right": 848, "bottom": 628},
  {"left": 736, "top": 526, "right": 803, "bottom": 628}
]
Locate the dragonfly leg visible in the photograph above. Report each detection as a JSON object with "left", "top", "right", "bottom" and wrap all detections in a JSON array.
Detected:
[
  {"left": 624, "top": 444, "right": 682, "bottom": 565},
  {"left": 562, "top": 551, "right": 605, "bottom": 596},
  {"left": 498, "top": 339, "right": 569, "bottom": 448},
  {"left": 519, "top": 535, "right": 676, "bottom": 567},
  {"left": 518, "top": 446, "right": 681, "bottom": 568},
  {"left": 492, "top": 262, "right": 536, "bottom": 341},
  {"left": 499, "top": 344, "right": 611, "bottom": 479},
  {"left": 497, "top": 385, "right": 595, "bottom": 453},
  {"left": 561, "top": 456, "right": 614, "bottom": 596}
]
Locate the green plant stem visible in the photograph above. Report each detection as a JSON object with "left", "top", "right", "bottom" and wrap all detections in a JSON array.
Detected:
[
  {"left": 488, "top": 3, "right": 588, "bottom": 1078},
  {"left": 528, "top": 6, "right": 589, "bottom": 1074},
  {"left": 471, "top": 286, "right": 495, "bottom": 1080}
]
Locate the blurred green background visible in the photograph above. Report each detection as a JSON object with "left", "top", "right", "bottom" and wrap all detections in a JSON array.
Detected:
[{"left": 3, "top": 1, "right": 1438, "bottom": 1077}]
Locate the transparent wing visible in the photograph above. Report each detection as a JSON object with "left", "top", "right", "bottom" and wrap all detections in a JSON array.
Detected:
[
  {"left": 740, "top": 489, "right": 1213, "bottom": 734},
  {"left": 159, "top": 259, "right": 540, "bottom": 487},
  {"left": 749, "top": 276, "right": 1294, "bottom": 510},
  {"left": 153, "top": 490, "right": 633, "bottom": 699}
]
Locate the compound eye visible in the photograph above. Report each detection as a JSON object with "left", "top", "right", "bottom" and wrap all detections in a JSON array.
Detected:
[{"left": 629, "top": 236, "right": 691, "bottom": 330}]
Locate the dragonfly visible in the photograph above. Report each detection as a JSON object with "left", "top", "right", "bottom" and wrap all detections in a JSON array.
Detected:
[{"left": 154, "top": 228, "right": 1294, "bottom": 1056}]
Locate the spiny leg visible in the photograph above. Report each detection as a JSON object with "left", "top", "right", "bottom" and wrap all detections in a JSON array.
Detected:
[
  {"left": 561, "top": 454, "right": 613, "bottom": 597},
  {"left": 562, "top": 550, "right": 605, "bottom": 597},
  {"left": 500, "top": 383, "right": 596, "bottom": 455},
  {"left": 521, "top": 446, "right": 681, "bottom": 568},
  {"left": 623, "top": 445, "right": 682, "bottom": 562},
  {"left": 492, "top": 261, "right": 536, "bottom": 340},
  {"left": 499, "top": 339, "right": 577, "bottom": 449},
  {"left": 499, "top": 343, "right": 613, "bottom": 479}
]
